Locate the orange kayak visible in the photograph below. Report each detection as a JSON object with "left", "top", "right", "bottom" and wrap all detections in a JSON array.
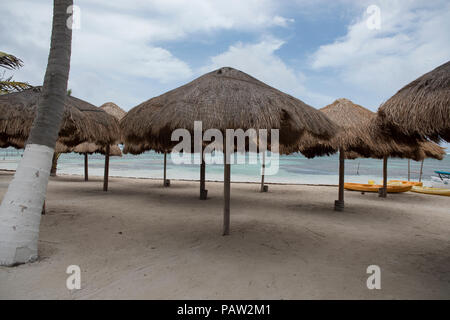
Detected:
[
  {"left": 388, "top": 180, "right": 423, "bottom": 187},
  {"left": 344, "top": 183, "right": 412, "bottom": 193}
]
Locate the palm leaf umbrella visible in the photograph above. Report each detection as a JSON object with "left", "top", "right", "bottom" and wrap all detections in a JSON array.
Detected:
[
  {"left": 121, "top": 67, "right": 338, "bottom": 234},
  {"left": 0, "top": 87, "right": 120, "bottom": 190},
  {"left": 100, "top": 102, "right": 126, "bottom": 121},
  {"left": 72, "top": 142, "right": 122, "bottom": 182},
  {"left": 377, "top": 60, "right": 450, "bottom": 142},
  {"left": 297, "top": 98, "right": 442, "bottom": 210},
  {"left": 72, "top": 102, "right": 126, "bottom": 182}
]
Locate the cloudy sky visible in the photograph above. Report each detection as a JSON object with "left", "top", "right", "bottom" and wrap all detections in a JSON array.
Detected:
[{"left": 2, "top": 1, "right": 449, "bottom": 130}]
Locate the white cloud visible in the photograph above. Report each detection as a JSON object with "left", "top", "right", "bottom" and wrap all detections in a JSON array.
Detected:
[
  {"left": 272, "top": 16, "right": 295, "bottom": 27},
  {"left": 72, "top": 32, "right": 192, "bottom": 83},
  {"left": 1, "top": 0, "right": 293, "bottom": 109},
  {"left": 4, "top": 0, "right": 447, "bottom": 114},
  {"left": 90, "top": 0, "right": 293, "bottom": 38},
  {"left": 200, "top": 37, "right": 333, "bottom": 107},
  {"left": 310, "top": 0, "right": 450, "bottom": 102}
]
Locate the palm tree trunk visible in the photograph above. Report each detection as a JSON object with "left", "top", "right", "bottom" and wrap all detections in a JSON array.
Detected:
[{"left": 0, "top": 0, "right": 72, "bottom": 266}]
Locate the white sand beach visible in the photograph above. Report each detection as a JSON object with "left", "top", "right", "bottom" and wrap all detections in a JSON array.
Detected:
[{"left": 0, "top": 170, "right": 449, "bottom": 299}]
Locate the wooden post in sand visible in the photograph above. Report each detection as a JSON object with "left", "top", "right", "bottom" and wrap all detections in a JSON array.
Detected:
[
  {"left": 379, "top": 156, "right": 388, "bottom": 198},
  {"left": 419, "top": 160, "right": 424, "bottom": 182},
  {"left": 103, "top": 145, "right": 110, "bottom": 192},
  {"left": 200, "top": 145, "right": 207, "bottom": 199},
  {"left": 163, "top": 151, "right": 167, "bottom": 183},
  {"left": 335, "top": 149, "right": 345, "bottom": 211},
  {"left": 84, "top": 153, "right": 88, "bottom": 181},
  {"left": 163, "top": 151, "right": 170, "bottom": 187},
  {"left": 407, "top": 159, "right": 410, "bottom": 181},
  {"left": 50, "top": 153, "right": 58, "bottom": 177},
  {"left": 223, "top": 137, "right": 230, "bottom": 236},
  {"left": 260, "top": 152, "right": 267, "bottom": 192}
]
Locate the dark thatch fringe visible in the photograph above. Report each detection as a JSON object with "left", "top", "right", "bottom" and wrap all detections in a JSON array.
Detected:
[{"left": 378, "top": 60, "right": 450, "bottom": 142}]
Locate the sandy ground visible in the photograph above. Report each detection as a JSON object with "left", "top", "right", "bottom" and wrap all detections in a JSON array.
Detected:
[{"left": 0, "top": 170, "right": 449, "bottom": 299}]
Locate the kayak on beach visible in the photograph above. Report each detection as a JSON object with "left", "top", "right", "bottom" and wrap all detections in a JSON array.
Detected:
[
  {"left": 388, "top": 180, "right": 423, "bottom": 187},
  {"left": 411, "top": 186, "right": 450, "bottom": 197},
  {"left": 344, "top": 182, "right": 412, "bottom": 193}
]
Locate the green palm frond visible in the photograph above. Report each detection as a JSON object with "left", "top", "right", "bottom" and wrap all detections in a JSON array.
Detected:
[
  {"left": 0, "top": 51, "right": 32, "bottom": 94},
  {"left": 0, "top": 80, "right": 32, "bottom": 94},
  {"left": 0, "top": 51, "right": 24, "bottom": 70}
]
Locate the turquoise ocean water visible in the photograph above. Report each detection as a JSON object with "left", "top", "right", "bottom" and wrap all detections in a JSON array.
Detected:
[{"left": 0, "top": 147, "right": 448, "bottom": 186}]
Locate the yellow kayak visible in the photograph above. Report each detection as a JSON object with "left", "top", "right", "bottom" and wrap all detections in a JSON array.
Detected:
[
  {"left": 388, "top": 180, "right": 423, "bottom": 187},
  {"left": 411, "top": 186, "right": 450, "bottom": 197},
  {"left": 344, "top": 183, "right": 412, "bottom": 193}
]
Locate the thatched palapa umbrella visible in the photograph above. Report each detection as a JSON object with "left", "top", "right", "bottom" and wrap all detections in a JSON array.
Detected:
[
  {"left": 121, "top": 67, "right": 338, "bottom": 235},
  {"left": 0, "top": 87, "right": 120, "bottom": 190},
  {"left": 72, "top": 142, "right": 122, "bottom": 182},
  {"left": 377, "top": 60, "right": 450, "bottom": 142},
  {"left": 299, "top": 98, "right": 380, "bottom": 209},
  {"left": 100, "top": 102, "right": 126, "bottom": 121},
  {"left": 298, "top": 98, "right": 443, "bottom": 210},
  {"left": 72, "top": 102, "right": 126, "bottom": 183},
  {"left": 51, "top": 141, "right": 123, "bottom": 179}
]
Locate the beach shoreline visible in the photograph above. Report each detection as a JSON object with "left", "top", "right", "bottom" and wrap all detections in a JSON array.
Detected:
[
  {"left": 0, "top": 169, "right": 340, "bottom": 187},
  {"left": 1, "top": 149, "right": 448, "bottom": 187},
  {"left": 1, "top": 170, "right": 449, "bottom": 299}
]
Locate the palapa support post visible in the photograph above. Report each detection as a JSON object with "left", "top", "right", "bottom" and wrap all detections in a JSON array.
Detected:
[
  {"left": 223, "top": 136, "right": 230, "bottom": 236},
  {"left": 163, "top": 151, "right": 170, "bottom": 187},
  {"left": 407, "top": 159, "right": 410, "bottom": 181},
  {"left": 379, "top": 156, "right": 388, "bottom": 198},
  {"left": 335, "top": 149, "right": 345, "bottom": 211},
  {"left": 200, "top": 145, "right": 207, "bottom": 199},
  {"left": 419, "top": 160, "right": 424, "bottom": 182},
  {"left": 103, "top": 145, "right": 110, "bottom": 192},
  {"left": 50, "top": 152, "right": 58, "bottom": 177},
  {"left": 260, "top": 151, "right": 268, "bottom": 192},
  {"left": 84, "top": 153, "right": 88, "bottom": 181}
]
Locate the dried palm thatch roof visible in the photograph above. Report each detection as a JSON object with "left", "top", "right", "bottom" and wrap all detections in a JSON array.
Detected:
[
  {"left": 346, "top": 141, "right": 444, "bottom": 161},
  {"left": 377, "top": 60, "right": 450, "bottom": 142},
  {"left": 120, "top": 67, "right": 338, "bottom": 154},
  {"left": 297, "top": 98, "right": 437, "bottom": 160},
  {"left": 0, "top": 87, "right": 120, "bottom": 149},
  {"left": 0, "top": 135, "right": 23, "bottom": 149},
  {"left": 122, "top": 142, "right": 166, "bottom": 155},
  {"left": 72, "top": 142, "right": 122, "bottom": 156},
  {"left": 54, "top": 141, "right": 71, "bottom": 154},
  {"left": 100, "top": 102, "right": 126, "bottom": 121},
  {"left": 296, "top": 99, "right": 380, "bottom": 157},
  {"left": 416, "top": 141, "right": 446, "bottom": 160}
]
